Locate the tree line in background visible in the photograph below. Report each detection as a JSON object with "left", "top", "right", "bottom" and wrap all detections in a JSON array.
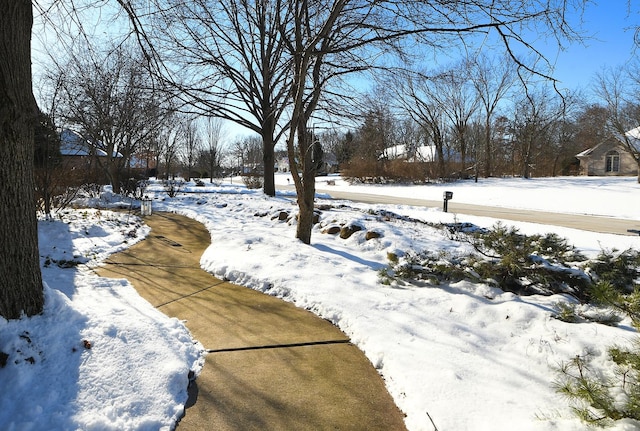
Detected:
[
  {"left": 319, "top": 55, "right": 640, "bottom": 184},
  {"left": 34, "top": 41, "right": 640, "bottom": 214}
]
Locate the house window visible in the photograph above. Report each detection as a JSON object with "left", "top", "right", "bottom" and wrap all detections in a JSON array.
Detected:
[{"left": 606, "top": 151, "right": 620, "bottom": 173}]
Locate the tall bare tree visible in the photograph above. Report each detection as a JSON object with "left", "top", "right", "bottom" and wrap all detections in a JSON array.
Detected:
[
  {"left": 433, "top": 63, "right": 480, "bottom": 174},
  {"left": 509, "top": 89, "right": 565, "bottom": 178},
  {"left": 0, "top": 1, "right": 44, "bottom": 319},
  {"left": 284, "top": 0, "right": 345, "bottom": 244},
  {"left": 116, "top": 0, "right": 590, "bottom": 243},
  {"left": 396, "top": 73, "right": 449, "bottom": 179},
  {"left": 33, "top": 109, "right": 62, "bottom": 218},
  {"left": 120, "top": 0, "right": 293, "bottom": 197},
  {"left": 394, "top": 117, "right": 424, "bottom": 162},
  {"left": 178, "top": 118, "right": 202, "bottom": 181},
  {"left": 354, "top": 105, "right": 397, "bottom": 162},
  {"left": 201, "top": 117, "right": 226, "bottom": 182},
  {"left": 284, "top": 0, "right": 590, "bottom": 243},
  {"left": 573, "top": 104, "right": 610, "bottom": 152},
  {"left": 231, "top": 136, "right": 263, "bottom": 174},
  {"left": 157, "top": 123, "right": 182, "bottom": 180},
  {"left": 549, "top": 110, "right": 578, "bottom": 176},
  {"left": 471, "top": 54, "right": 517, "bottom": 178},
  {"left": 56, "top": 43, "right": 170, "bottom": 193}
]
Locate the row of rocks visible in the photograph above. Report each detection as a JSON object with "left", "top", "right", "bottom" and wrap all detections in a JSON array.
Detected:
[
  {"left": 256, "top": 208, "right": 382, "bottom": 240},
  {"left": 321, "top": 224, "right": 381, "bottom": 240}
]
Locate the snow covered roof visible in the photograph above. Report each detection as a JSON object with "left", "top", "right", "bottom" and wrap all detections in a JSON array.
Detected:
[
  {"left": 60, "top": 129, "right": 121, "bottom": 157},
  {"left": 575, "top": 147, "right": 593, "bottom": 158},
  {"left": 382, "top": 144, "right": 437, "bottom": 162},
  {"left": 60, "top": 129, "right": 107, "bottom": 157},
  {"left": 576, "top": 125, "right": 640, "bottom": 158},
  {"left": 624, "top": 125, "right": 640, "bottom": 151}
]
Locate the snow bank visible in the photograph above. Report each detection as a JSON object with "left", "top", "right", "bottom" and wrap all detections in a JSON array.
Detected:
[{"left": 0, "top": 210, "right": 204, "bottom": 431}]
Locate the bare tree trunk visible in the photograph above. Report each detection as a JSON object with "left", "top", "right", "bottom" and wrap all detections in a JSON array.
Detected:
[
  {"left": 262, "top": 117, "right": 276, "bottom": 196},
  {"left": 433, "top": 130, "right": 447, "bottom": 179},
  {"left": 521, "top": 139, "right": 533, "bottom": 179},
  {"left": 109, "top": 163, "right": 122, "bottom": 194},
  {"left": 459, "top": 133, "right": 467, "bottom": 170},
  {"left": 0, "top": 0, "right": 44, "bottom": 319},
  {"left": 437, "top": 148, "right": 446, "bottom": 179},
  {"left": 484, "top": 120, "right": 492, "bottom": 177},
  {"left": 294, "top": 125, "right": 317, "bottom": 245},
  {"left": 551, "top": 154, "right": 560, "bottom": 177}
]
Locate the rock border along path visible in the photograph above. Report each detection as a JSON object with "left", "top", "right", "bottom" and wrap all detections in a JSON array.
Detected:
[{"left": 95, "top": 212, "right": 407, "bottom": 431}]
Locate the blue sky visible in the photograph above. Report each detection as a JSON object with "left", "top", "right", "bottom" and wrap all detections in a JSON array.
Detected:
[
  {"left": 31, "top": 1, "right": 637, "bottom": 91},
  {"left": 548, "top": 1, "right": 638, "bottom": 92}
]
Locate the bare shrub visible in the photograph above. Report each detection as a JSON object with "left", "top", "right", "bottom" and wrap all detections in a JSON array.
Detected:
[
  {"left": 242, "top": 174, "right": 263, "bottom": 189},
  {"left": 121, "top": 178, "right": 149, "bottom": 200},
  {"left": 81, "top": 183, "right": 102, "bottom": 198},
  {"left": 342, "top": 159, "right": 388, "bottom": 183},
  {"left": 343, "top": 158, "right": 436, "bottom": 184},
  {"left": 35, "top": 163, "right": 95, "bottom": 215},
  {"left": 386, "top": 160, "right": 431, "bottom": 183},
  {"left": 163, "top": 179, "right": 184, "bottom": 197}
]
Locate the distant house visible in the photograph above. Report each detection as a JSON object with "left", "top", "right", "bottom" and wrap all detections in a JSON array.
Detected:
[
  {"left": 576, "top": 127, "right": 640, "bottom": 176},
  {"left": 60, "top": 129, "right": 109, "bottom": 169},
  {"left": 275, "top": 152, "right": 289, "bottom": 172},
  {"left": 275, "top": 151, "right": 338, "bottom": 174},
  {"left": 381, "top": 144, "right": 437, "bottom": 162},
  {"left": 381, "top": 144, "right": 463, "bottom": 164},
  {"left": 60, "top": 129, "right": 126, "bottom": 184}
]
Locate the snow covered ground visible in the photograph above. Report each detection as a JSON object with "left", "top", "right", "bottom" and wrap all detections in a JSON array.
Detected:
[
  {"left": 310, "top": 175, "right": 640, "bottom": 219},
  {"left": 0, "top": 210, "right": 205, "bottom": 431},
  {"left": 2, "top": 175, "right": 640, "bottom": 431}
]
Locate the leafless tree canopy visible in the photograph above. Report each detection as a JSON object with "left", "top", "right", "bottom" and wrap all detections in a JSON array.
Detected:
[
  {"left": 115, "top": 0, "right": 588, "bottom": 200},
  {"left": 0, "top": 0, "right": 597, "bottom": 318},
  {"left": 201, "top": 117, "right": 226, "bottom": 182},
  {"left": 48, "top": 42, "right": 172, "bottom": 193}
]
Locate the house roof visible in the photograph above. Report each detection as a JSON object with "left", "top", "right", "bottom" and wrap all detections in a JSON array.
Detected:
[
  {"left": 576, "top": 125, "right": 640, "bottom": 158},
  {"left": 575, "top": 138, "right": 626, "bottom": 159},
  {"left": 382, "top": 144, "right": 437, "bottom": 162},
  {"left": 60, "top": 129, "right": 121, "bottom": 158},
  {"left": 60, "top": 129, "right": 107, "bottom": 157},
  {"left": 575, "top": 147, "right": 593, "bottom": 158},
  {"left": 623, "top": 126, "right": 640, "bottom": 152}
]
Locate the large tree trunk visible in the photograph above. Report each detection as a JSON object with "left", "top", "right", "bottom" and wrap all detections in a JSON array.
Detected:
[
  {"left": 0, "top": 0, "right": 44, "bottom": 319},
  {"left": 262, "top": 121, "right": 276, "bottom": 197},
  {"left": 294, "top": 126, "right": 316, "bottom": 245},
  {"left": 108, "top": 162, "right": 122, "bottom": 194},
  {"left": 459, "top": 136, "right": 467, "bottom": 171},
  {"left": 263, "top": 148, "right": 275, "bottom": 196}
]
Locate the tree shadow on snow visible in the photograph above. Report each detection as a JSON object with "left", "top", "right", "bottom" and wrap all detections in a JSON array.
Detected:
[{"left": 312, "top": 243, "right": 385, "bottom": 271}]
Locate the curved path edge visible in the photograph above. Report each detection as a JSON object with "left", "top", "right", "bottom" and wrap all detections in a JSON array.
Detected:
[{"left": 95, "top": 212, "right": 407, "bottom": 431}]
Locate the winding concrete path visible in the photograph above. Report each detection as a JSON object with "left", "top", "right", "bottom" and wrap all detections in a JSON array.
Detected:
[{"left": 95, "top": 212, "right": 407, "bottom": 431}]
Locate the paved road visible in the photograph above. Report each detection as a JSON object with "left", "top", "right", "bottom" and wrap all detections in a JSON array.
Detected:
[{"left": 279, "top": 185, "right": 640, "bottom": 236}]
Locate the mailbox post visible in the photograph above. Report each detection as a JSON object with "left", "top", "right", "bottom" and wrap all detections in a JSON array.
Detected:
[{"left": 443, "top": 191, "right": 453, "bottom": 212}]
